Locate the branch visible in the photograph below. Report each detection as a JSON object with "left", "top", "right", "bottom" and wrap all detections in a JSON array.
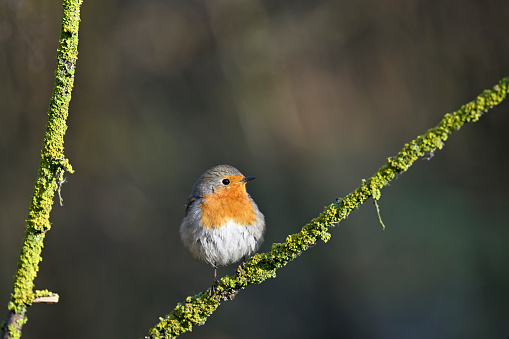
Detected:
[
  {"left": 0, "top": 1, "right": 83, "bottom": 338},
  {"left": 147, "top": 78, "right": 509, "bottom": 338}
]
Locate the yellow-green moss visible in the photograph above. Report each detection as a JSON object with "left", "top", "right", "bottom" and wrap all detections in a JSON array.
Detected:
[
  {"left": 33, "top": 290, "right": 59, "bottom": 300},
  {"left": 2, "top": 1, "right": 82, "bottom": 338},
  {"left": 147, "top": 78, "right": 508, "bottom": 338},
  {"left": 148, "top": 295, "right": 219, "bottom": 338}
]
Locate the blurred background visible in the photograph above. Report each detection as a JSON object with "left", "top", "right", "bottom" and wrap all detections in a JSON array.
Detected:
[{"left": 1, "top": 0, "right": 509, "bottom": 338}]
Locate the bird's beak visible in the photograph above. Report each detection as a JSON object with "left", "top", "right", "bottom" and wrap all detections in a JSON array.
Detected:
[{"left": 241, "top": 176, "right": 255, "bottom": 183}]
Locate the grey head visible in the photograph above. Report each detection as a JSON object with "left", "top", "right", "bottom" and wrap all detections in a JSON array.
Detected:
[{"left": 184, "top": 164, "right": 247, "bottom": 215}]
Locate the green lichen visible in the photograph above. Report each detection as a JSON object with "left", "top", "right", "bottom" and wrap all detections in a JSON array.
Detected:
[
  {"left": 1, "top": 304, "right": 27, "bottom": 339},
  {"left": 2, "top": 1, "right": 82, "bottom": 338},
  {"left": 148, "top": 295, "right": 219, "bottom": 338},
  {"left": 34, "top": 290, "right": 59, "bottom": 300},
  {"left": 147, "top": 78, "right": 509, "bottom": 338},
  {"left": 6, "top": 325, "right": 20, "bottom": 339}
]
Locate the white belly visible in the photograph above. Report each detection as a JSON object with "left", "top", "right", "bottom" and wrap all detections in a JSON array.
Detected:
[{"left": 180, "top": 218, "right": 264, "bottom": 267}]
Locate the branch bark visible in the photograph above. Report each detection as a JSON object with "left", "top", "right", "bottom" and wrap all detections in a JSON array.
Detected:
[
  {"left": 0, "top": 1, "right": 83, "bottom": 338},
  {"left": 147, "top": 78, "right": 509, "bottom": 339}
]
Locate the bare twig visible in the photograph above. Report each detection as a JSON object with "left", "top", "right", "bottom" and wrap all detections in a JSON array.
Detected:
[{"left": 32, "top": 296, "right": 59, "bottom": 304}]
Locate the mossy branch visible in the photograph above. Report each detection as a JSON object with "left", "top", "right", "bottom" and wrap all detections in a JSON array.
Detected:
[
  {"left": 147, "top": 78, "right": 509, "bottom": 339},
  {"left": 0, "top": 1, "right": 82, "bottom": 338}
]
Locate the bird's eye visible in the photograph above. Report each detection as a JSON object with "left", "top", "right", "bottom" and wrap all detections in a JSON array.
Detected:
[{"left": 222, "top": 179, "right": 230, "bottom": 185}]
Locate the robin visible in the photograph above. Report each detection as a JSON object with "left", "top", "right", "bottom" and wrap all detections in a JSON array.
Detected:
[{"left": 180, "top": 164, "right": 265, "bottom": 290}]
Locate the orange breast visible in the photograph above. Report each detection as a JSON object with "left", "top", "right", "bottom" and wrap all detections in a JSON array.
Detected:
[{"left": 200, "top": 182, "right": 257, "bottom": 229}]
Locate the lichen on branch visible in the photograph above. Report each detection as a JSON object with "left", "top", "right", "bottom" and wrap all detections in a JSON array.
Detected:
[
  {"left": 147, "top": 78, "right": 509, "bottom": 339},
  {"left": 1, "top": 1, "right": 83, "bottom": 339}
]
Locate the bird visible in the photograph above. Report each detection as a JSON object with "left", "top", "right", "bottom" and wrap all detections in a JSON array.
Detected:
[{"left": 180, "top": 164, "right": 265, "bottom": 292}]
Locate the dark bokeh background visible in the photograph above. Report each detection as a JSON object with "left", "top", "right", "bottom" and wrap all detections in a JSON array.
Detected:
[{"left": 1, "top": 0, "right": 509, "bottom": 338}]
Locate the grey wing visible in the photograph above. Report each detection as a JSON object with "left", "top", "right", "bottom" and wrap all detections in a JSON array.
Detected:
[{"left": 184, "top": 195, "right": 201, "bottom": 217}]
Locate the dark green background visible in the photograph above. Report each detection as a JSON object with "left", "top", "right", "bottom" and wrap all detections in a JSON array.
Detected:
[{"left": 1, "top": 0, "right": 509, "bottom": 338}]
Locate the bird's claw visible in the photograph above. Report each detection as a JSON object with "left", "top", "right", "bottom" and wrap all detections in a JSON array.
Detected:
[
  {"left": 236, "top": 264, "right": 245, "bottom": 277},
  {"left": 209, "top": 278, "right": 220, "bottom": 301}
]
